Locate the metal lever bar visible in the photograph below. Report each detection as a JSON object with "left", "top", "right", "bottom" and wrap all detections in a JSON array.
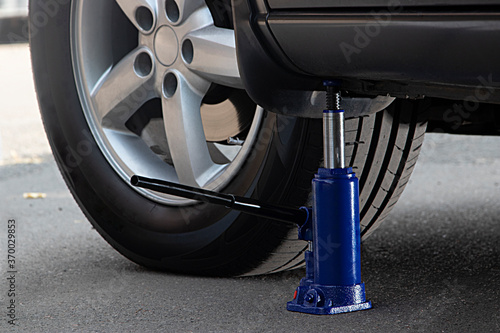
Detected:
[{"left": 131, "top": 175, "right": 308, "bottom": 226}]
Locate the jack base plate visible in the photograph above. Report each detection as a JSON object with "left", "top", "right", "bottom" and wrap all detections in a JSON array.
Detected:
[{"left": 287, "top": 279, "right": 372, "bottom": 315}]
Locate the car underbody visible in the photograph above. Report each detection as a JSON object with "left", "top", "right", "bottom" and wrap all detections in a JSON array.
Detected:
[{"left": 233, "top": 0, "right": 500, "bottom": 135}]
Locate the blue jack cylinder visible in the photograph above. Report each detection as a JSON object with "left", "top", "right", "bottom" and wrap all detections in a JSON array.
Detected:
[
  {"left": 287, "top": 82, "right": 371, "bottom": 315},
  {"left": 314, "top": 167, "right": 361, "bottom": 286}
]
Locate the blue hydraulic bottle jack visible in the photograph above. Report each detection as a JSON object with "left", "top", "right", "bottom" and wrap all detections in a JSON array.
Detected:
[
  {"left": 286, "top": 81, "right": 371, "bottom": 315},
  {"left": 130, "top": 80, "right": 371, "bottom": 315}
]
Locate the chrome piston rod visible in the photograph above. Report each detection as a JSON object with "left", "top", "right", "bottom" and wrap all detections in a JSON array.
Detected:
[{"left": 323, "top": 85, "right": 345, "bottom": 169}]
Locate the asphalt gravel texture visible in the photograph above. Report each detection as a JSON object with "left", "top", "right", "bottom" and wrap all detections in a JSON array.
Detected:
[{"left": 1, "top": 43, "right": 500, "bottom": 332}]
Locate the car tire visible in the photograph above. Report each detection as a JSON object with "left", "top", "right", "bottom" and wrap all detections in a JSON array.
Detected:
[{"left": 29, "top": 0, "right": 427, "bottom": 276}]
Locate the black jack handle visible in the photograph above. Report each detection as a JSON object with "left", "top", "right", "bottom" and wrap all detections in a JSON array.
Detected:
[{"left": 131, "top": 175, "right": 308, "bottom": 226}]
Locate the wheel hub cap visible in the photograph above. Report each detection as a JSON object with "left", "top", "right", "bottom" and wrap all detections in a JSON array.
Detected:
[{"left": 154, "top": 25, "right": 178, "bottom": 66}]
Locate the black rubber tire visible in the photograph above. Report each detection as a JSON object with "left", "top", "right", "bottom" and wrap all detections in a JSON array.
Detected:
[{"left": 29, "top": 1, "right": 427, "bottom": 276}]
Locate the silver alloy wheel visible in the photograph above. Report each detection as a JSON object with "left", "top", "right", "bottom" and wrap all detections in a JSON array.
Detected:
[{"left": 70, "top": 0, "right": 262, "bottom": 205}]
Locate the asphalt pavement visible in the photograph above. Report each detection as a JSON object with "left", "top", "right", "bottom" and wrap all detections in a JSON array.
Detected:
[{"left": 1, "top": 43, "right": 500, "bottom": 332}]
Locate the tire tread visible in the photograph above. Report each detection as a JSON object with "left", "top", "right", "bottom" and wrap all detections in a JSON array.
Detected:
[{"left": 244, "top": 101, "right": 427, "bottom": 275}]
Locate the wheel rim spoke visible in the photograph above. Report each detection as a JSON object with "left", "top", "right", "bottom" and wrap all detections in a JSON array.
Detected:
[
  {"left": 73, "top": 0, "right": 259, "bottom": 204},
  {"left": 161, "top": 72, "right": 226, "bottom": 187},
  {"left": 91, "top": 48, "right": 156, "bottom": 131},
  {"left": 183, "top": 25, "right": 243, "bottom": 89},
  {"left": 115, "top": 0, "right": 157, "bottom": 33},
  {"left": 164, "top": 0, "right": 206, "bottom": 25},
  {"left": 208, "top": 143, "right": 241, "bottom": 164}
]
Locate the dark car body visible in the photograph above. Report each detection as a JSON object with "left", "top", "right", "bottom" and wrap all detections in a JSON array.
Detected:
[{"left": 233, "top": 0, "right": 500, "bottom": 133}]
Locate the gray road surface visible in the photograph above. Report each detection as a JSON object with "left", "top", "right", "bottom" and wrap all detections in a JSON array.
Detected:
[{"left": 1, "top": 43, "right": 500, "bottom": 332}]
